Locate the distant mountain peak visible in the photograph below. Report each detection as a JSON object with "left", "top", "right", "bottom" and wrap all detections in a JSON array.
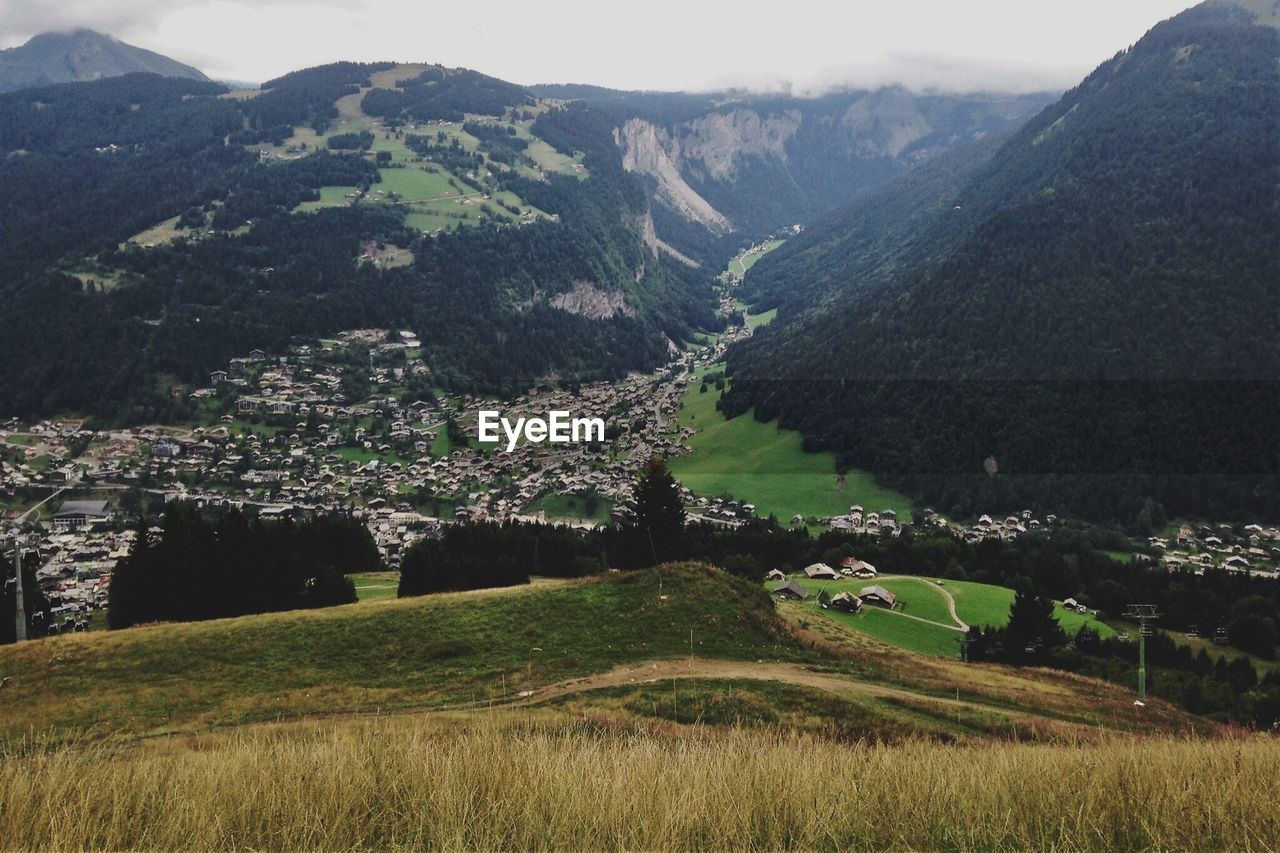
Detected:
[{"left": 0, "top": 29, "right": 207, "bottom": 94}]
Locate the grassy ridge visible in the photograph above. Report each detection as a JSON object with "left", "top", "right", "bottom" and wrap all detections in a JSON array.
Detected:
[
  {"left": 0, "top": 566, "right": 793, "bottom": 741},
  {"left": 1, "top": 715, "right": 1271, "bottom": 850}
]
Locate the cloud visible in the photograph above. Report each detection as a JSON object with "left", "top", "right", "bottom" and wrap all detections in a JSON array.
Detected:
[
  {"left": 0, "top": 0, "right": 1199, "bottom": 93},
  {"left": 766, "top": 52, "right": 1086, "bottom": 96},
  {"left": 0, "top": 0, "right": 333, "bottom": 49}
]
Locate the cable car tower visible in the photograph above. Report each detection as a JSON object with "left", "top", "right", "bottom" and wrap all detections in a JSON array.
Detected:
[{"left": 1124, "top": 604, "right": 1160, "bottom": 700}]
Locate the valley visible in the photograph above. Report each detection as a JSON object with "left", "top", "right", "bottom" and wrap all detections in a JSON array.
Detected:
[{"left": 1, "top": 1, "right": 1280, "bottom": 848}]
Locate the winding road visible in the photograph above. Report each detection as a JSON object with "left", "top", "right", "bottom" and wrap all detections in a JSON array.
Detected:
[{"left": 863, "top": 575, "right": 969, "bottom": 632}]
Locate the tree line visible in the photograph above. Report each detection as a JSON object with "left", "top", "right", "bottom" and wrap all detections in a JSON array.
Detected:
[{"left": 107, "top": 503, "right": 380, "bottom": 628}]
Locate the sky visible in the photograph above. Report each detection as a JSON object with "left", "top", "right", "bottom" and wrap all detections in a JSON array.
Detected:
[{"left": 0, "top": 0, "right": 1204, "bottom": 93}]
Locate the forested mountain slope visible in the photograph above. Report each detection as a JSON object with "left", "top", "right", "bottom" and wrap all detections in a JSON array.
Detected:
[
  {"left": 0, "top": 64, "right": 716, "bottom": 421},
  {"left": 725, "top": 0, "right": 1280, "bottom": 525}
]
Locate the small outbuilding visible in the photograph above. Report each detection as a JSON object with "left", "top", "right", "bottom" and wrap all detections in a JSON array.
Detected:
[{"left": 830, "top": 591, "right": 863, "bottom": 613}]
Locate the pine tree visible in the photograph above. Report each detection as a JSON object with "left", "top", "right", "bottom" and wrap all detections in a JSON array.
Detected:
[
  {"left": 1005, "top": 588, "right": 1064, "bottom": 661},
  {"left": 629, "top": 457, "right": 686, "bottom": 564}
]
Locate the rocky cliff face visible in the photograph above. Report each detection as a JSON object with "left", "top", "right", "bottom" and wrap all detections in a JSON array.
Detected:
[
  {"left": 549, "top": 281, "right": 635, "bottom": 320},
  {"left": 617, "top": 118, "right": 731, "bottom": 232},
  {"left": 606, "top": 87, "right": 1053, "bottom": 249}
]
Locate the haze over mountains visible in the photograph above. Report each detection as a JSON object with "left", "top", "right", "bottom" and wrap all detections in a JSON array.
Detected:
[{"left": 0, "top": 30, "right": 208, "bottom": 93}]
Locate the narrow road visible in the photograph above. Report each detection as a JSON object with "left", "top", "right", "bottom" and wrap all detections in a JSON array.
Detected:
[{"left": 867, "top": 575, "right": 969, "bottom": 631}]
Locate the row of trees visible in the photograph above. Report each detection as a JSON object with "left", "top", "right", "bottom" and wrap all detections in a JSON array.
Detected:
[{"left": 108, "top": 504, "right": 379, "bottom": 628}]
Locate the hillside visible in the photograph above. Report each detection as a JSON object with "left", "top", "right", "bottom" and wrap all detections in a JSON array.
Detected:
[
  {"left": 532, "top": 84, "right": 1052, "bottom": 265},
  {"left": 0, "top": 63, "right": 716, "bottom": 420},
  {"left": 0, "top": 30, "right": 207, "bottom": 93},
  {"left": 725, "top": 0, "right": 1280, "bottom": 524},
  {"left": 0, "top": 565, "right": 1199, "bottom": 744}
]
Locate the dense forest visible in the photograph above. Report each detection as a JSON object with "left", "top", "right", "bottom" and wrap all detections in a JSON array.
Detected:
[
  {"left": 0, "top": 65, "right": 717, "bottom": 421},
  {"left": 725, "top": 4, "right": 1280, "bottom": 525},
  {"left": 361, "top": 67, "right": 533, "bottom": 124},
  {"left": 106, "top": 504, "right": 379, "bottom": 628}
]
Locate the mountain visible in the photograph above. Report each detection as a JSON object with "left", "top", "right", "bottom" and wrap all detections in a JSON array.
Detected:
[
  {"left": 724, "top": 0, "right": 1280, "bottom": 525},
  {"left": 0, "top": 64, "right": 715, "bottom": 420},
  {"left": 0, "top": 30, "right": 208, "bottom": 93},
  {"left": 530, "top": 84, "right": 1053, "bottom": 265}
]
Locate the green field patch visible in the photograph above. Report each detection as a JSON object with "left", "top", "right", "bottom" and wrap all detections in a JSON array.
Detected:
[
  {"left": 727, "top": 239, "right": 784, "bottom": 278},
  {"left": 296, "top": 185, "right": 360, "bottom": 212},
  {"left": 528, "top": 492, "right": 613, "bottom": 524},
  {"left": 374, "top": 166, "right": 470, "bottom": 202},
  {"left": 746, "top": 308, "right": 777, "bottom": 330},
  {"left": 350, "top": 571, "right": 401, "bottom": 602},
  {"left": 778, "top": 575, "right": 1114, "bottom": 658},
  {"left": 807, "top": 602, "right": 963, "bottom": 657},
  {"left": 670, "top": 367, "right": 912, "bottom": 523}
]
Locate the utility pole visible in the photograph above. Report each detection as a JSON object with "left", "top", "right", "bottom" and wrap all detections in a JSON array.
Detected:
[
  {"left": 11, "top": 535, "right": 26, "bottom": 642},
  {"left": 1125, "top": 604, "right": 1159, "bottom": 700}
]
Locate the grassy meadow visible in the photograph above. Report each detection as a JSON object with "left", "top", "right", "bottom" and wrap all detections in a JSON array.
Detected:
[
  {"left": 669, "top": 366, "right": 913, "bottom": 522},
  {"left": 528, "top": 491, "right": 613, "bottom": 524},
  {"left": 350, "top": 571, "right": 400, "bottom": 602},
  {"left": 0, "top": 563, "right": 1236, "bottom": 849},
  {"left": 776, "top": 574, "right": 1116, "bottom": 657},
  {"left": 727, "top": 239, "right": 784, "bottom": 278}
]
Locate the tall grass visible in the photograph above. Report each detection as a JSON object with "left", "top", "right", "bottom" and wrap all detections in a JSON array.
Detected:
[{"left": 2, "top": 714, "right": 1275, "bottom": 850}]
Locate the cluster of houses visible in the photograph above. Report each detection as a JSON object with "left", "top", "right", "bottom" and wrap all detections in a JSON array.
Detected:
[
  {"left": 24, "top": 516, "right": 129, "bottom": 633},
  {"left": 914, "top": 508, "right": 1059, "bottom": 543},
  {"left": 1150, "top": 523, "right": 1280, "bottom": 579},
  {"left": 821, "top": 506, "right": 905, "bottom": 537},
  {"left": 1, "top": 329, "right": 720, "bottom": 588},
  {"left": 766, "top": 559, "right": 897, "bottom": 614},
  {"left": 12, "top": 307, "right": 1280, "bottom": 634}
]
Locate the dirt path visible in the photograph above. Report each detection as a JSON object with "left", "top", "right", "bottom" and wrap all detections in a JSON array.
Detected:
[
  {"left": 875, "top": 575, "right": 969, "bottom": 631},
  {"left": 509, "top": 658, "right": 982, "bottom": 712}
]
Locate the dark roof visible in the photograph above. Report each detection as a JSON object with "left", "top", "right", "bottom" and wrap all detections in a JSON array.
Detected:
[
  {"left": 53, "top": 500, "right": 110, "bottom": 518},
  {"left": 771, "top": 580, "right": 807, "bottom": 598},
  {"left": 858, "top": 585, "right": 896, "bottom": 606}
]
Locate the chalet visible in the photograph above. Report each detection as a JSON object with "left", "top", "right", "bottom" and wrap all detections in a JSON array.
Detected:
[
  {"left": 210, "top": 370, "right": 228, "bottom": 384},
  {"left": 771, "top": 580, "right": 807, "bottom": 601},
  {"left": 48, "top": 467, "right": 76, "bottom": 484},
  {"left": 841, "top": 557, "right": 877, "bottom": 578},
  {"left": 249, "top": 349, "right": 267, "bottom": 362},
  {"left": 236, "top": 399, "right": 258, "bottom": 413},
  {"left": 858, "top": 585, "right": 897, "bottom": 609},
  {"left": 803, "top": 562, "right": 841, "bottom": 581},
  {"left": 766, "top": 569, "right": 787, "bottom": 582}
]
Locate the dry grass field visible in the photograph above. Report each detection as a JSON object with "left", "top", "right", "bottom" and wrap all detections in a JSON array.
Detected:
[
  {"left": 0, "top": 565, "right": 1253, "bottom": 850},
  {"left": 2, "top": 714, "right": 1276, "bottom": 850}
]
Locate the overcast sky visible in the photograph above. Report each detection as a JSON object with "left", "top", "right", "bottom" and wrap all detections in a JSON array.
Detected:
[{"left": 0, "top": 0, "right": 1203, "bottom": 93}]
